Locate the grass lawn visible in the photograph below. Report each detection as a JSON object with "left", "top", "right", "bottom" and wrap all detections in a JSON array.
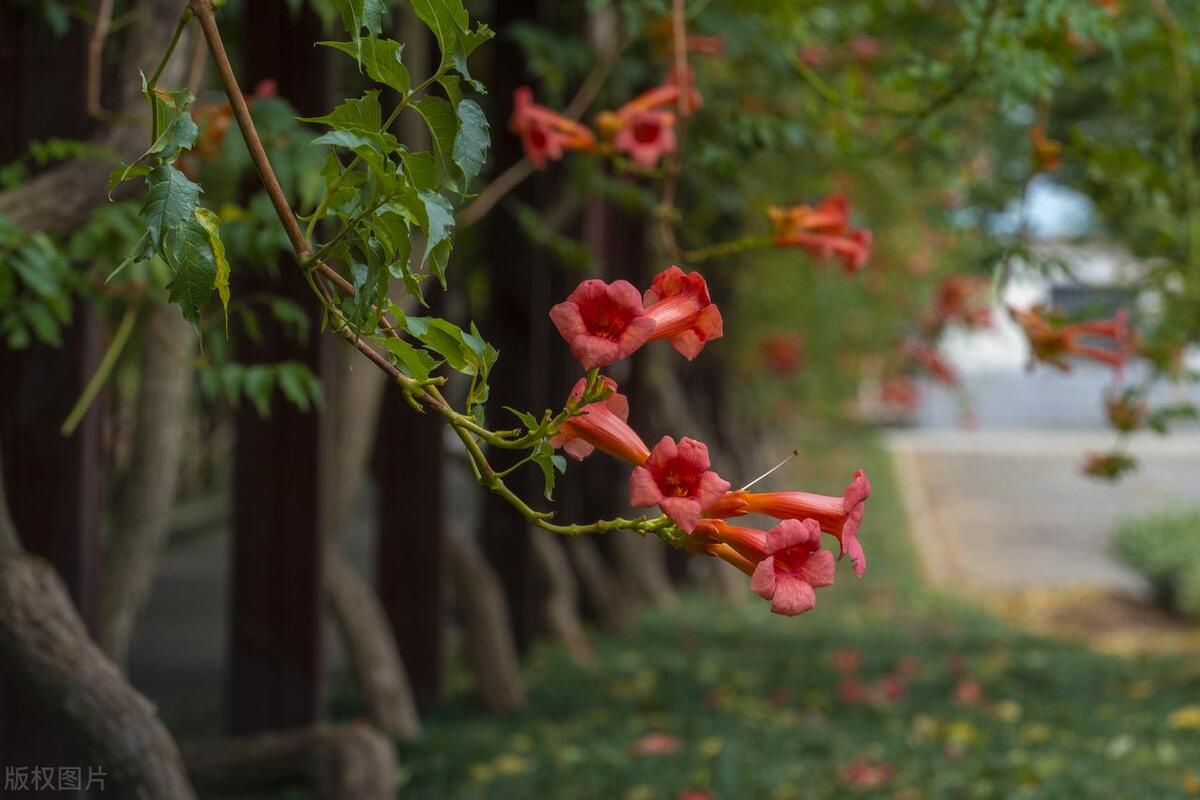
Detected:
[{"left": 398, "top": 436, "right": 1200, "bottom": 799}]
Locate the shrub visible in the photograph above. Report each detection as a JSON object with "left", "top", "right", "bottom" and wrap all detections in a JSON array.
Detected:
[{"left": 1113, "top": 507, "right": 1200, "bottom": 619}]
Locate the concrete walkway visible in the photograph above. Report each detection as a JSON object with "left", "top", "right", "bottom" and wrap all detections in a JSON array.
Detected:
[{"left": 890, "top": 429, "right": 1200, "bottom": 593}]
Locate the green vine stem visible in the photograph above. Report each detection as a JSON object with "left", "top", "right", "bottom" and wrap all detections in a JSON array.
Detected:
[
  {"left": 61, "top": 303, "right": 138, "bottom": 435},
  {"left": 684, "top": 234, "right": 774, "bottom": 264}
]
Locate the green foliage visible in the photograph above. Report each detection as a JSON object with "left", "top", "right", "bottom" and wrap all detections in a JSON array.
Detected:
[
  {"left": 0, "top": 215, "right": 75, "bottom": 349},
  {"left": 199, "top": 359, "right": 323, "bottom": 416},
  {"left": 1114, "top": 507, "right": 1200, "bottom": 620}
]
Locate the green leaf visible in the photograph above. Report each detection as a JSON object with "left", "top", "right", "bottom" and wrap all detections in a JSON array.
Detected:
[
  {"left": 105, "top": 231, "right": 150, "bottom": 285},
  {"left": 276, "top": 362, "right": 320, "bottom": 411},
  {"left": 141, "top": 165, "right": 202, "bottom": 248},
  {"left": 165, "top": 219, "right": 216, "bottom": 325},
  {"left": 452, "top": 98, "right": 490, "bottom": 183},
  {"left": 532, "top": 441, "right": 564, "bottom": 500},
  {"left": 403, "top": 315, "right": 470, "bottom": 371},
  {"left": 243, "top": 365, "right": 274, "bottom": 417},
  {"left": 300, "top": 91, "right": 384, "bottom": 137},
  {"left": 311, "top": 128, "right": 398, "bottom": 156},
  {"left": 320, "top": 39, "right": 411, "bottom": 95},
  {"left": 145, "top": 88, "right": 199, "bottom": 162},
  {"left": 409, "top": 0, "right": 493, "bottom": 87},
  {"left": 505, "top": 406, "right": 538, "bottom": 431},
  {"left": 108, "top": 163, "right": 150, "bottom": 195},
  {"left": 381, "top": 337, "right": 441, "bottom": 381},
  {"left": 333, "top": 0, "right": 384, "bottom": 40},
  {"left": 193, "top": 208, "right": 231, "bottom": 332},
  {"left": 398, "top": 149, "right": 437, "bottom": 192},
  {"left": 418, "top": 190, "right": 455, "bottom": 284},
  {"left": 411, "top": 95, "right": 459, "bottom": 181}
]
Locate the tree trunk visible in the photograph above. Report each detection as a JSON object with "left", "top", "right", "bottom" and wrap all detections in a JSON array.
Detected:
[
  {"left": 184, "top": 722, "right": 395, "bottom": 800},
  {"left": 0, "top": 552, "right": 195, "bottom": 799},
  {"left": 446, "top": 533, "right": 526, "bottom": 712},
  {"left": 0, "top": 0, "right": 193, "bottom": 235},
  {"left": 323, "top": 547, "right": 420, "bottom": 739},
  {"left": 97, "top": 307, "right": 195, "bottom": 668},
  {"left": 613, "top": 535, "right": 679, "bottom": 608},
  {"left": 322, "top": 344, "right": 421, "bottom": 739},
  {"left": 567, "top": 538, "right": 634, "bottom": 631},
  {"left": 529, "top": 531, "right": 593, "bottom": 663}
]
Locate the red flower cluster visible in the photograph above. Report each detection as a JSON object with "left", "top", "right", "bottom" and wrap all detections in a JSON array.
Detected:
[
  {"left": 925, "top": 275, "right": 992, "bottom": 334},
  {"left": 767, "top": 195, "right": 873, "bottom": 274},
  {"left": 1010, "top": 305, "right": 1133, "bottom": 374},
  {"left": 546, "top": 267, "right": 869, "bottom": 618},
  {"left": 550, "top": 266, "right": 723, "bottom": 370},
  {"left": 512, "top": 70, "right": 701, "bottom": 170},
  {"left": 508, "top": 87, "right": 596, "bottom": 169}
]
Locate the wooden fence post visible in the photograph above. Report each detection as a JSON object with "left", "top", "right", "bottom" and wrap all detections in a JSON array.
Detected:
[
  {"left": 226, "top": 0, "right": 330, "bottom": 735},
  {"left": 0, "top": 8, "right": 103, "bottom": 794}
]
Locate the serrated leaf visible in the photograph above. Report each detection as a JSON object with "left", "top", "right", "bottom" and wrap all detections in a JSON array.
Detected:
[
  {"left": 333, "top": 0, "right": 384, "bottom": 40},
  {"left": 141, "top": 165, "right": 202, "bottom": 248},
  {"left": 105, "top": 231, "right": 150, "bottom": 285},
  {"left": 165, "top": 219, "right": 216, "bottom": 325},
  {"left": 505, "top": 406, "right": 539, "bottom": 431},
  {"left": 399, "top": 149, "right": 437, "bottom": 192},
  {"left": 382, "top": 337, "right": 440, "bottom": 381},
  {"left": 533, "top": 441, "right": 560, "bottom": 500},
  {"left": 300, "top": 91, "right": 383, "bottom": 137},
  {"left": 312, "top": 128, "right": 398, "bottom": 156},
  {"left": 418, "top": 190, "right": 455, "bottom": 284},
  {"left": 194, "top": 207, "right": 231, "bottom": 333},
  {"left": 411, "top": 95, "right": 459, "bottom": 182},
  {"left": 452, "top": 99, "right": 490, "bottom": 183},
  {"left": 403, "top": 315, "right": 470, "bottom": 371},
  {"left": 320, "top": 39, "right": 411, "bottom": 95},
  {"left": 146, "top": 88, "right": 199, "bottom": 162},
  {"left": 108, "top": 163, "right": 150, "bottom": 195},
  {"left": 409, "top": 0, "right": 492, "bottom": 87}
]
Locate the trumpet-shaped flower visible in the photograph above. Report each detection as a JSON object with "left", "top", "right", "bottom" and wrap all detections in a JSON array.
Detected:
[
  {"left": 643, "top": 266, "right": 724, "bottom": 360},
  {"left": 926, "top": 275, "right": 992, "bottom": 333},
  {"left": 748, "top": 519, "right": 836, "bottom": 616},
  {"left": 1010, "top": 305, "right": 1133, "bottom": 374},
  {"left": 509, "top": 87, "right": 596, "bottom": 169},
  {"left": 708, "top": 470, "right": 870, "bottom": 576},
  {"left": 550, "top": 279, "right": 656, "bottom": 370},
  {"left": 768, "top": 195, "right": 850, "bottom": 237},
  {"left": 550, "top": 377, "right": 650, "bottom": 465},
  {"left": 630, "top": 436, "right": 730, "bottom": 533},
  {"left": 768, "top": 197, "right": 872, "bottom": 274},
  {"left": 612, "top": 109, "right": 677, "bottom": 167},
  {"left": 690, "top": 519, "right": 835, "bottom": 616}
]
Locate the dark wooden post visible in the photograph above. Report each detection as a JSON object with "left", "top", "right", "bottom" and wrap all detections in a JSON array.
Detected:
[
  {"left": 374, "top": 401, "right": 445, "bottom": 703},
  {"left": 0, "top": 7, "right": 102, "bottom": 792},
  {"left": 475, "top": 0, "right": 560, "bottom": 654},
  {"left": 226, "top": 1, "right": 331, "bottom": 735}
]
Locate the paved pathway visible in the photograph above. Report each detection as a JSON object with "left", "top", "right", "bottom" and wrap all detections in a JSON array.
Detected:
[{"left": 891, "top": 427, "right": 1200, "bottom": 594}]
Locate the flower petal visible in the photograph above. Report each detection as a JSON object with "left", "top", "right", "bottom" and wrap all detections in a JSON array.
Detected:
[{"left": 629, "top": 465, "right": 663, "bottom": 507}]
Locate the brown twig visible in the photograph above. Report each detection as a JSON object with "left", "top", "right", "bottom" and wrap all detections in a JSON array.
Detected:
[
  {"left": 86, "top": 0, "right": 117, "bottom": 121},
  {"left": 656, "top": 0, "right": 691, "bottom": 259}
]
